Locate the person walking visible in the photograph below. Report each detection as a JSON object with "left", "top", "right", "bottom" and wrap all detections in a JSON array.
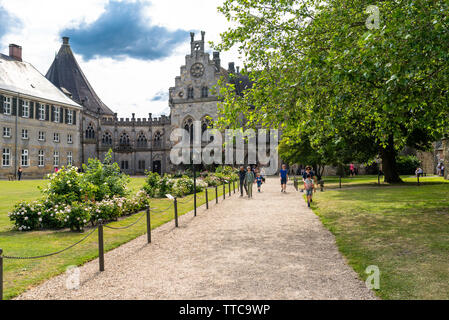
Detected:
[
  {"left": 280, "top": 164, "right": 288, "bottom": 192},
  {"left": 255, "top": 172, "right": 263, "bottom": 192},
  {"left": 302, "top": 166, "right": 317, "bottom": 201},
  {"left": 244, "top": 166, "right": 255, "bottom": 198},
  {"left": 441, "top": 164, "right": 445, "bottom": 178},
  {"left": 17, "top": 167, "right": 23, "bottom": 181},
  {"left": 349, "top": 163, "right": 355, "bottom": 177},
  {"left": 304, "top": 174, "right": 314, "bottom": 207},
  {"left": 239, "top": 166, "right": 247, "bottom": 197}
]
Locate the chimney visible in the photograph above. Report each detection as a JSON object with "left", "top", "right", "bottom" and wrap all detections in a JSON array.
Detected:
[
  {"left": 62, "top": 37, "right": 70, "bottom": 45},
  {"left": 228, "top": 62, "right": 235, "bottom": 73},
  {"left": 190, "top": 32, "right": 195, "bottom": 43},
  {"left": 201, "top": 31, "right": 205, "bottom": 41},
  {"left": 236, "top": 66, "right": 240, "bottom": 73},
  {"left": 9, "top": 44, "right": 22, "bottom": 62}
]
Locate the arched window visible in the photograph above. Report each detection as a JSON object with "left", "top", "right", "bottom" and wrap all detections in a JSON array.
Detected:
[
  {"left": 119, "top": 132, "right": 130, "bottom": 146},
  {"left": 102, "top": 132, "right": 112, "bottom": 145},
  {"left": 201, "top": 86, "right": 208, "bottom": 98},
  {"left": 85, "top": 123, "right": 95, "bottom": 139},
  {"left": 183, "top": 118, "right": 194, "bottom": 144},
  {"left": 137, "top": 132, "right": 147, "bottom": 148},
  {"left": 201, "top": 117, "right": 211, "bottom": 134},
  {"left": 153, "top": 131, "right": 162, "bottom": 148}
]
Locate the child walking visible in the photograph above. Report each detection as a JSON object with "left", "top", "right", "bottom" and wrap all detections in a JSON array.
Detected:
[
  {"left": 255, "top": 173, "right": 263, "bottom": 192},
  {"left": 304, "top": 174, "right": 314, "bottom": 207}
]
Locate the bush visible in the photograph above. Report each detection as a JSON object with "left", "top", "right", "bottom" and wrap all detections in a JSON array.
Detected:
[
  {"left": 396, "top": 155, "right": 421, "bottom": 175},
  {"left": 143, "top": 172, "right": 161, "bottom": 197},
  {"left": 83, "top": 150, "right": 130, "bottom": 201},
  {"left": 41, "top": 166, "right": 96, "bottom": 205}
]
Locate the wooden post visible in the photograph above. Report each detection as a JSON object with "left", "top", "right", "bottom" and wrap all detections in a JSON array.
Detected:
[
  {"left": 146, "top": 206, "right": 151, "bottom": 243},
  {"left": 98, "top": 220, "right": 105, "bottom": 272}
]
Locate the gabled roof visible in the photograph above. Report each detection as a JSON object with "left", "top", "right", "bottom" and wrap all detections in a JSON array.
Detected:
[
  {"left": 45, "top": 37, "right": 114, "bottom": 115},
  {"left": 0, "top": 53, "right": 81, "bottom": 108}
]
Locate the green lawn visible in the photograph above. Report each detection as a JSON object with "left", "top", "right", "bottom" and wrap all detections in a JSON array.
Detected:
[
  {"left": 0, "top": 178, "right": 236, "bottom": 300},
  {"left": 309, "top": 175, "right": 449, "bottom": 299}
]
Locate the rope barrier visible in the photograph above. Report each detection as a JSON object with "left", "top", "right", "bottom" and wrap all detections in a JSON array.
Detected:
[
  {"left": 176, "top": 194, "right": 195, "bottom": 204},
  {"left": 150, "top": 202, "right": 174, "bottom": 213},
  {"left": 3, "top": 227, "right": 98, "bottom": 260},
  {"left": 103, "top": 211, "right": 147, "bottom": 230}
]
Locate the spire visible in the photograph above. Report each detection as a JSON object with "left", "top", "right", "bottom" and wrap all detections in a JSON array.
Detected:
[{"left": 45, "top": 37, "right": 114, "bottom": 115}]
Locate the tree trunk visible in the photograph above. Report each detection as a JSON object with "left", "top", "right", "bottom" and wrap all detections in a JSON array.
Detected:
[{"left": 379, "top": 136, "right": 402, "bottom": 183}]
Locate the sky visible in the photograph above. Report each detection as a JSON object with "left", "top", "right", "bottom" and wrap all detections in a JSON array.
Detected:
[{"left": 0, "top": 0, "right": 241, "bottom": 118}]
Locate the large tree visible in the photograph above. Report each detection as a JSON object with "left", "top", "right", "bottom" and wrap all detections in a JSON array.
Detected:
[{"left": 214, "top": 0, "right": 449, "bottom": 182}]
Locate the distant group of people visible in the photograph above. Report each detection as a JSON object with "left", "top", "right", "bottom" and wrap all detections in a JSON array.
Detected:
[
  {"left": 238, "top": 165, "right": 265, "bottom": 199},
  {"left": 279, "top": 164, "right": 317, "bottom": 208}
]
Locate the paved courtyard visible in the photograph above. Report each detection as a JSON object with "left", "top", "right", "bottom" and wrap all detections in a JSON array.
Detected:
[{"left": 17, "top": 178, "right": 376, "bottom": 300}]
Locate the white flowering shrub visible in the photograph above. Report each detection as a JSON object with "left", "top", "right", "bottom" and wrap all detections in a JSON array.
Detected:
[
  {"left": 8, "top": 201, "right": 44, "bottom": 231},
  {"left": 61, "top": 202, "right": 91, "bottom": 231}
]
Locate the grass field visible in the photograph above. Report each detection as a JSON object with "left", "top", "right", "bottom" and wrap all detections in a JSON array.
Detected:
[
  {"left": 0, "top": 178, "right": 236, "bottom": 300},
  {"left": 308, "top": 175, "right": 449, "bottom": 299}
]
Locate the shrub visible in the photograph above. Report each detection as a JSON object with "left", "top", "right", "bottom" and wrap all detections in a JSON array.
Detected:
[
  {"left": 143, "top": 171, "right": 161, "bottom": 197},
  {"left": 396, "top": 155, "right": 421, "bottom": 175},
  {"left": 41, "top": 166, "right": 96, "bottom": 205},
  {"left": 61, "top": 202, "right": 91, "bottom": 231},
  {"left": 8, "top": 201, "right": 43, "bottom": 231},
  {"left": 82, "top": 149, "right": 130, "bottom": 201}
]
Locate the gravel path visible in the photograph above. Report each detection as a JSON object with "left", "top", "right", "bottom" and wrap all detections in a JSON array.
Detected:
[{"left": 17, "top": 178, "right": 376, "bottom": 300}]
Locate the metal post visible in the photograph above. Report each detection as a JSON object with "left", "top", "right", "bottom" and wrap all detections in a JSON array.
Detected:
[
  {"left": 233, "top": 179, "right": 236, "bottom": 193},
  {"left": 0, "top": 248, "right": 3, "bottom": 300},
  {"left": 223, "top": 183, "right": 226, "bottom": 200},
  {"left": 193, "top": 165, "right": 197, "bottom": 217},
  {"left": 174, "top": 198, "right": 178, "bottom": 227},
  {"left": 146, "top": 206, "right": 151, "bottom": 243},
  {"left": 215, "top": 185, "right": 218, "bottom": 204},
  {"left": 417, "top": 174, "right": 420, "bottom": 186},
  {"left": 378, "top": 173, "right": 380, "bottom": 185},
  {"left": 228, "top": 181, "right": 231, "bottom": 197},
  {"left": 98, "top": 220, "right": 105, "bottom": 272},
  {"left": 339, "top": 175, "right": 342, "bottom": 189},
  {"left": 205, "top": 188, "right": 209, "bottom": 209}
]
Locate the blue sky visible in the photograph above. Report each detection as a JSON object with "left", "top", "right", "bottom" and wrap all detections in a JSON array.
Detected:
[{"left": 0, "top": 0, "right": 240, "bottom": 117}]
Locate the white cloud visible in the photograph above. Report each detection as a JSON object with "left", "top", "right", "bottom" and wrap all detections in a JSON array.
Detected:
[{"left": 0, "top": 0, "right": 242, "bottom": 118}]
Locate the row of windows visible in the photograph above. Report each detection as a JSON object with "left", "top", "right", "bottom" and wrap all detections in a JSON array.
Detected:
[
  {"left": 2, "top": 127, "right": 73, "bottom": 143},
  {"left": 2, "top": 148, "right": 72, "bottom": 167},
  {"left": 120, "top": 160, "right": 146, "bottom": 170},
  {"left": 1, "top": 95, "right": 76, "bottom": 124},
  {"left": 101, "top": 131, "right": 162, "bottom": 147},
  {"left": 186, "top": 86, "right": 209, "bottom": 99}
]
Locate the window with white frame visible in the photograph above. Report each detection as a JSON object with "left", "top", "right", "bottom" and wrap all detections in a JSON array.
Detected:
[
  {"left": 38, "top": 150, "right": 44, "bottom": 167},
  {"left": 67, "top": 134, "right": 73, "bottom": 144},
  {"left": 39, "top": 103, "right": 45, "bottom": 120},
  {"left": 22, "top": 100, "right": 29, "bottom": 117},
  {"left": 3, "top": 127, "right": 11, "bottom": 138},
  {"left": 53, "top": 132, "right": 60, "bottom": 142},
  {"left": 3, "top": 96, "right": 11, "bottom": 114},
  {"left": 21, "top": 149, "right": 29, "bottom": 166},
  {"left": 53, "top": 151, "right": 59, "bottom": 166},
  {"left": 38, "top": 131, "right": 45, "bottom": 141},
  {"left": 67, "top": 110, "right": 73, "bottom": 124},
  {"left": 2, "top": 148, "right": 10, "bottom": 166},
  {"left": 54, "top": 106, "right": 60, "bottom": 122},
  {"left": 67, "top": 151, "right": 73, "bottom": 166},
  {"left": 21, "top": 129, "right": 28, "bottom": 139}
]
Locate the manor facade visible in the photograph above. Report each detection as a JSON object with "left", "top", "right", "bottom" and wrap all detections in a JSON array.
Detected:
[{"left": 0, "top": 32, "right": 255, "bottom": 179}]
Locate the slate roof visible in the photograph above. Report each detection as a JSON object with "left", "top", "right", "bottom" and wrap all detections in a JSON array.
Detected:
[
  {"left": 0, "top": 53, "right": 81, "bottom": 108},
  {"left": 45, "top": 37, "right": 114, "bottom": 115}
]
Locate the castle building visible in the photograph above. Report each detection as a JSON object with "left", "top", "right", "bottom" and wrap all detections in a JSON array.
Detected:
[
  {"left": 0, "top": 32, "right": 256, "bottom": 179},
  {"left": 0, "top": 44, "right": 82, "bottom": 179}
]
